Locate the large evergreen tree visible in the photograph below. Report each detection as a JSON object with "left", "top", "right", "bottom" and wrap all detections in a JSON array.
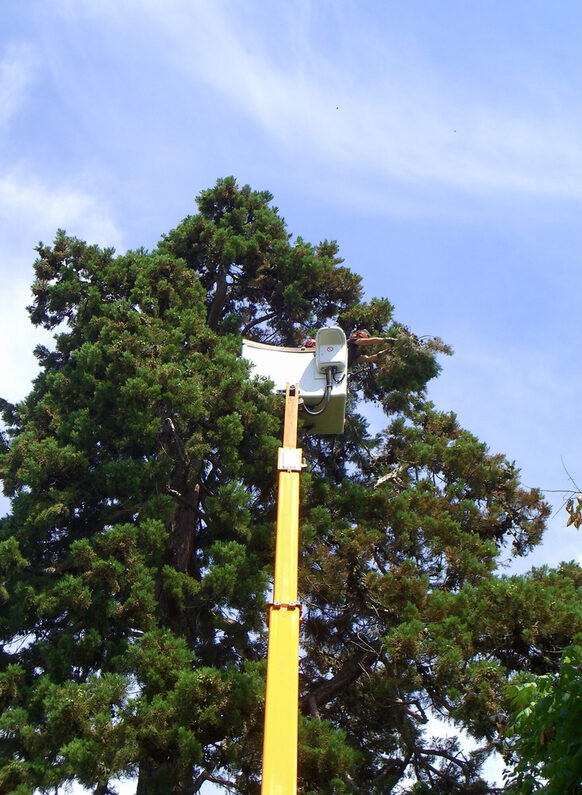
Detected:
[{"left": 1, "top": 177, "right": 581, "bottom": 794}]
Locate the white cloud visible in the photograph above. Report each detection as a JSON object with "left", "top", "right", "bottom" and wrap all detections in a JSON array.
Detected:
[
  {"left": 13, "top": 1, "right": 580, "bottom": 226},
  {"left": 0, "top": 42, "right": 38, "bottom": 132},
  {"left": 1, "top": 33, "right": 123, "bottom": 253},
  {"left": 0, "top": 278, "right": 51, "bottom": 404},
  {"left": 0, "top": 170, "right": 123, "bottom": 251},
  {"left": 1, "top": 24, "right": 124, "bottom": 407},
  {"left": 0, "top": 170, "right": 123, "bottom": 403},
  {"left": 104, "top": 1, "right": 582, "bottom": 202}
]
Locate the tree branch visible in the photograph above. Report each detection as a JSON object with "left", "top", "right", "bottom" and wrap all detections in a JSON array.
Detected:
[
  {"left": 204, "top": 772, "right": 239, "bottom": 792},
  {"left": 300, "top": 642, "right": 381, "bottom": 715},
  {"left": 241, "top": 309, "right": 281, "bottom": 337},
  {"left": 165, "top": 486, "right": 199, "bottom": 510}
]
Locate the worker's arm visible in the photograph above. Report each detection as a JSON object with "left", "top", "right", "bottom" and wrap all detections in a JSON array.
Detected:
[{"left": 353, "top": 336, "right": 391, "bottom": 348}]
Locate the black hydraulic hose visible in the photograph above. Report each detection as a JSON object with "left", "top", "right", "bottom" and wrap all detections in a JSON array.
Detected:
[
  {"left": 301, "top": 388, "right": 331, "bottom": 416},
  {"left": 301, "top": 367, "right": 334, "bottom": 417},
  {"left": 301, "top": 382, "right": 328, "bottom": 410}
]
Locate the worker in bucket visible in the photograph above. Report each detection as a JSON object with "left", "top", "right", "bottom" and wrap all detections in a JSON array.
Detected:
[{"left": 347, "top": 329, "right": 392, "bottom": 368}]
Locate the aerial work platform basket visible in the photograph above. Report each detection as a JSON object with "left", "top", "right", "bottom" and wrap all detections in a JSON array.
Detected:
[{"left": 242, "top": 327, "right": 348, "bottom": 434}]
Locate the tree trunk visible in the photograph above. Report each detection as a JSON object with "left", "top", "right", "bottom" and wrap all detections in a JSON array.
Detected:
[
  {"left": 206, "top": 264, "right": 227, "bottom": 330},
  {"left": 136, "top": 759, "right": 182, "bottom": 795}
]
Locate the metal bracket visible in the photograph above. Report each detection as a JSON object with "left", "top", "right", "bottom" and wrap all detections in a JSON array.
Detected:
[
  {"left": 266, "top": 601, "right": 303, "bottom": 626},
  {"left": 278, "top": 447, "right": 303, "bottom": 472}
]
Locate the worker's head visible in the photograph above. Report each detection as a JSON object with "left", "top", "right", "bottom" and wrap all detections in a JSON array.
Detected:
[
  {"left": 304, "top": 338, "right": 316, "bottom": 348},
  {"left": 350, "top": 329, "right": 371, "bottom": 340}
]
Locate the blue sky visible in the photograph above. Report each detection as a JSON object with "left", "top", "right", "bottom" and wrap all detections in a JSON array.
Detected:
[{"left": 1, "top": 1, "right": 581, "bottom": 790}]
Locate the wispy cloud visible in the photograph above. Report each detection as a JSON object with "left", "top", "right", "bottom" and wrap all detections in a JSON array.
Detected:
[
  {"left": 0, "top": 170, "right": 123, "bottom": 251},
  {"left": 0, "top": 42, "right": 39, "bottom": 132},
  {"left": 1, "top": 29, "right": 122, "bottom": 252},
  {"left": 15, "top": 0, "right": 579, "bottom": 231},
  {"left": 0, "top": 172, "right": 122, "bottom": 408},
  {"left": 0, "top": 279, "right": 53, "bottom": 403},
  {"left": 83, "top": 0, "right": 582, "bottom": 202},
  {"left": 0, "top": 169, "right": 123, "bottom": 404}
]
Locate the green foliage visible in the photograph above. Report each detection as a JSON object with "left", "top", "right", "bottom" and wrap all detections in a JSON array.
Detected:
[
  {"left": 505, "top": 645, "right": 582, "bottom": 793},
  {"left": 299, "top": 715, "right": 360, "bottom": 794},
  {"left": 0, "top": 177, "right": 578, "bottom": 794}
]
